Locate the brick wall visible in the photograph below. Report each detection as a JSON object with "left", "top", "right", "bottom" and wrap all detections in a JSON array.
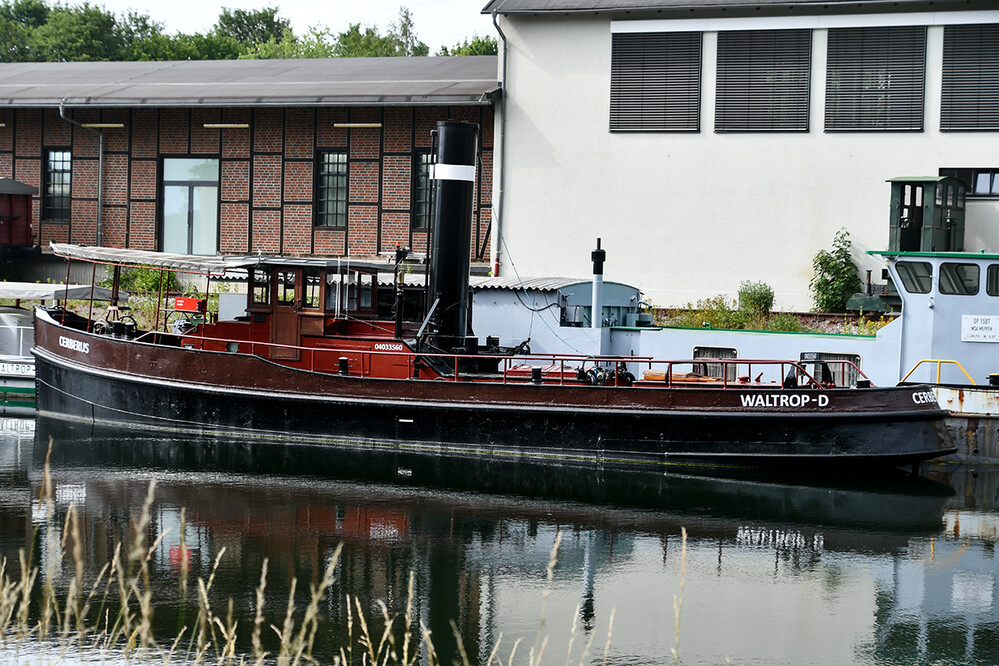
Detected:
[{"left": 0, "top": 105, "right": 494, "bottom": 263}]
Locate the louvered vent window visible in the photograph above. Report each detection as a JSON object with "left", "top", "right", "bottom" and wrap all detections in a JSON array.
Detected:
[
  {"left": 714, "top": 29, "right": 811, "bottom": 132},
  {"left": 941, "top": 24, "right": 999, "bottom": 131},
  {"left": 610, "top": 31, "right": 701, "bottom": 132},
  {"left": 825, "top": 26, "right": 925, "bottom": 131}
]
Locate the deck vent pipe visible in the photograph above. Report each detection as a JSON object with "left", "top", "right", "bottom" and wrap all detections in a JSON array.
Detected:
[
  {"left": 532, "top": 366, "right": 542, "bottom": 384},
  {"left": 339, "top": 357, "right": 349, "bottom": 376},
  {"left": 591, "top": 238, "right": 605, "bottom": 329}
]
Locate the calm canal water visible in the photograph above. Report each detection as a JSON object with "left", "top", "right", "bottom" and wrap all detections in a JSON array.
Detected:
[{"left": 2, "top": 416, "right": 998, "bottom": 664}]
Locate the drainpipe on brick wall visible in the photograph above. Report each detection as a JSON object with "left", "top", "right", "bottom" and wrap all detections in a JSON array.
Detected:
[
  {"left": 59, "top": 103, "right": 105, "bottom": 247},
  {"left": 491, "top": 10, "right": 507, "bottom": 277}
]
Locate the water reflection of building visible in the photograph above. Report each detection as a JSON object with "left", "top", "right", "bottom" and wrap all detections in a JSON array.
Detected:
[
  {"left": 15, "top": 423, "right": 999, "bottom": 663},
  {"left": 0, "top": 419, "right": 34, "bottom": 563},
  {"left": 867, "top": 467, "right": 999, "bottom": 663}
]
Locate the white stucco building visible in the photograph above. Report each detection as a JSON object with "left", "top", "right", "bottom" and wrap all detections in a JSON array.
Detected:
[{"left": 483, "top": 0, "right": 999, "bottom": 310}]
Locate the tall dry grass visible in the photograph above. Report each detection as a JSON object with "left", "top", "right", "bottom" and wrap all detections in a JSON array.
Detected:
[{"left": 0, "top": 442, "right": 690, "bottom": 664}]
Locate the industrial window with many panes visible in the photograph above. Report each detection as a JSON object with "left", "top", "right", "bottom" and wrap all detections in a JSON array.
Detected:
[
  {"left": 316, "top": 151, "right": 348, "bottom": 228},
  {"left": 43, "top": 150, "right": 71, "bottom": 221}
]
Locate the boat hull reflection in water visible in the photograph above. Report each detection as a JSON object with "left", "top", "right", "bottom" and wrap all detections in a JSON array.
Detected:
[{"left": 4, "top": 418, "right": 993, "bottom": 664}]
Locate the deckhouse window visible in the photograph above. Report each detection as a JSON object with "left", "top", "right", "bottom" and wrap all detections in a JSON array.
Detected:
[
  {"left": 346, "top": 271, "right": 374, "bottom": 311},
  {"left": 303, "top": 268, "right": 321, "bottom": 308},
  {"left": 276, "top": 270, "right": 297, "bottom": 305},
  {"left": 987, "top": 265, "right": 999, "bottom": 297},
  {"left": 250, "top": 268, "right": 271, "bottom": 306},
  {"left": 715, "top": 29, "right": 811, "bottom": 132},
  {"left": 692, "top": 346, "right": 737, "bottom": 381},
  {"left": 43, "top": 150, "right": 71, "bottom": 221},
  {"left": 939, "top": 262, "right": 979, "bottom": 295},
  {"left": 317, "top": 151, "right": 348, "bottom": 228},
  {"left": 940, "top": 169, "right": 999, "bottom": 198},
  {"left": 895, "top": 261, "right": 932, "bottom": 294},
  {"left": 325, "top": 269, "right": 376, "bottom": 315},
  {"left": 800, "top": 352, "right": 861, "bottom": 388},
  {"left": 941, "top": 24, "right": 999, "bottom": 131},
  {"left": 825, "top": 26, "right": 925, "bottom": 131},
  {"left": 610, "top": 31, "right": 702, "bottom": 132}
]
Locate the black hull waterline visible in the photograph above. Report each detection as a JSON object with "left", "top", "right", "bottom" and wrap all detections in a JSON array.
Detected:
[{"left": 33, "top": 324, "right": 953, "bottom": 472}]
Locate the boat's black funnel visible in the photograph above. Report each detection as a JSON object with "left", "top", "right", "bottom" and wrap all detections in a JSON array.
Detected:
[{"left": 428, "top": 120, "right": 478, "bottom": 350}]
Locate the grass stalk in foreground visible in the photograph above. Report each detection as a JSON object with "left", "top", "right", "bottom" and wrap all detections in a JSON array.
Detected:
[{"left": 2, "top": 441, "right": 658, "bottom": 664}]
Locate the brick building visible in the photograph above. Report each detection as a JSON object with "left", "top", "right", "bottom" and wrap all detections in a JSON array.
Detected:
[{"left": 0, "top": 56, "right": 498, "bottom": 266}]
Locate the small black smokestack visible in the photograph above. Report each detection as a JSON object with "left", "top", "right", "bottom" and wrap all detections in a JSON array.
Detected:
[{"left": 428, "top": 120, "right": 478, "bottom": 348}]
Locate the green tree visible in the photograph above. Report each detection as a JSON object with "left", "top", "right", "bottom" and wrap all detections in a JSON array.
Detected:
[
  {"left": 437, "top": 35, "right": 497, "bottom": 56},
  {"left": 0, "top": 0, "right": 49, "bottom": 28},
  {"left": 163, "top": 32, "right": 243, "bottom": 60},
  {"left": 242, "top": 27, "right": 337, "bottom": 59},
  {"left": 331, "top": 23, "right": 400, "bottom": 57},
  {"left": 29, "top": 3, "right": 122, "bottom": 61},
  {"left": 810, "top": 228, "right": 863, "bottom": 313},
  {"left": 388, "top": 7, "right": 428, "bottom": 56},
  {"left": 214, "top": 7, "right": 289, "bottom": 48},
  {"left": 117, "top": 11, "right": 169, "bottom": 60},
  {"left": 0, "top": 16, "right": 31, "bottom": 61},
  {"left": 329, "top": 7, "right": 429, "bottom": 58}
]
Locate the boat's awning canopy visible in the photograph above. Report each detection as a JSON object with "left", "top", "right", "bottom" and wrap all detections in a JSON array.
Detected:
[
  {"left": 0, "top": 281, "right": 120, "bottom": 301},
  {"left": 50, "top": 242, "right": 416, "bottom": 278},
  {"left": 51, "top": 243, "right": 259, "bottom": 275}
]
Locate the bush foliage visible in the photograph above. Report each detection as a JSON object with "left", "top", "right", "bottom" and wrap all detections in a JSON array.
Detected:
[
  {"left": 101, "top": 265, "right": 181, "bottom": 293},
  {"left": 738, "top": 280, "right": 774, "bottom": 316},
  {"left": 660, "top": 293, "right": 806, "bottom": 333},
  {"left": 810, "top": 229, "right": 862, "bottom": 313}
]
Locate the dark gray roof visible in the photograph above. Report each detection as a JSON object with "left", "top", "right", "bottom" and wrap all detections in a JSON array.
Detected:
[
  {"left": 0, "top": 178, "right": 37, "bottom": 195},
  {"left": 0, "top": 56, "right": 499, "bottom": 108},
  {"left": 483, "top": 0, "right": 951, "bottom": 12}
]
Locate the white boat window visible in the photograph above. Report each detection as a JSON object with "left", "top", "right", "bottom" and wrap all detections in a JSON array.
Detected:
[
  {"left": 895, "top": 261, "right": 932, "bottom": 294},
  {"left": 692, "top": 346, "right": 737, "bottom": 381},
  {"left": 939, "top": 262, "right": 979, "bottom": 295},
  {"left": 987, "top": 265, "right": 999, "bottom": 297}
]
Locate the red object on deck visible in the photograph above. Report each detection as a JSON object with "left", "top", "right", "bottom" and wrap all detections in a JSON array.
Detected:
[{"left": 174, "top": 297, "right": 205, "bottom": 312}]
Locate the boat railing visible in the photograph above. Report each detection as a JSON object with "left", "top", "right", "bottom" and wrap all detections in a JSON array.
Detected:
[
  {"left": 642, "top": 358, "right": 870, "bottom": 389},
  {"left": 130, "top": 328, "right": 868, "bottom": 389},
  {"left": 900, "top": 359, "right": 977, "bottom": 386}
]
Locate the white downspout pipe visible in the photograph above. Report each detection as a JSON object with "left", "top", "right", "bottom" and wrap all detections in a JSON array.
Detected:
[{"left": 491, "top": 11, "right": 507, "bottom": 277}]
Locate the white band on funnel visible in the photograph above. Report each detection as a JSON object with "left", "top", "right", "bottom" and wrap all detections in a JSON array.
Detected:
[{"left": 432, "top": 164, "right": 476, "bottom": 182}]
